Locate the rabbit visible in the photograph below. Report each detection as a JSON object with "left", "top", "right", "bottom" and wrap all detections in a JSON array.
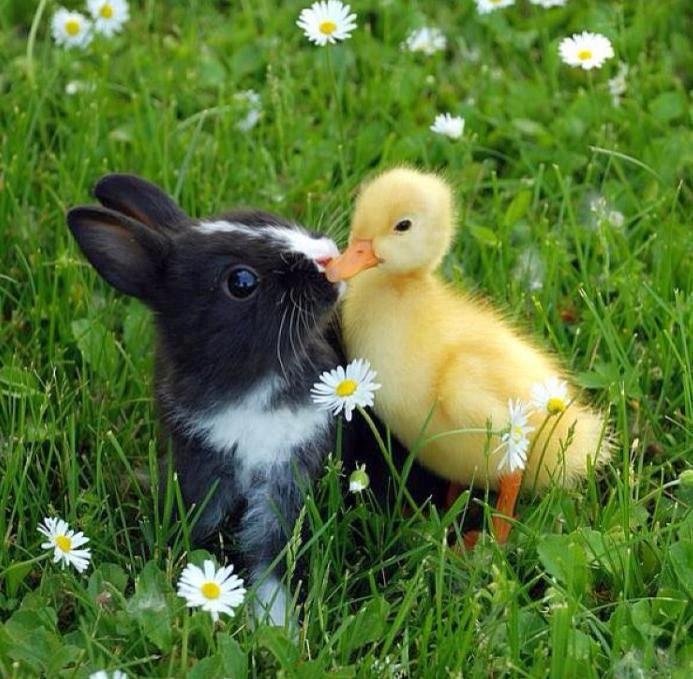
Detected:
[{"left": 66, "top": 173, "right": 344, "bottom": 627}]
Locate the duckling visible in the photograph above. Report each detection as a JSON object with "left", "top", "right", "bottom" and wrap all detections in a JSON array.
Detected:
[{"left": 325, "top": 167, "right": 610, "bottom": 543}]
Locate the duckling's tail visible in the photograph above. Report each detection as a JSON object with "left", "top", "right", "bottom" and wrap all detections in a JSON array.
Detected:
[{"left": 525, "top": 403, "right": 611, "bottom": 490}]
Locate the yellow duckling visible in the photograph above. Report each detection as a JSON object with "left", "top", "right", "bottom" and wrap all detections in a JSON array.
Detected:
[{"left": 325, "top": 167, "right": 610, "bottom": 543}]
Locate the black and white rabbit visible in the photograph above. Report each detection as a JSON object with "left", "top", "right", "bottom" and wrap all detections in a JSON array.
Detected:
[{"left": 67, "top": 174, "right": 343, "bottom": 626}]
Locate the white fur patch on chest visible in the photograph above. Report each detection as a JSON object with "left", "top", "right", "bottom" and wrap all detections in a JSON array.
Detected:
[{"left": 194, "top": 379, "right": 330, "bottom": 484}]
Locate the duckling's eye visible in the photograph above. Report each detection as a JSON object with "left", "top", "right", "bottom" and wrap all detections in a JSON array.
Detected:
[
  {"left": 226, "top": 266, "right": 260, "bottom": 299},
  {"left": 394, "top": 219, "right": 412, "bottom": 232}
]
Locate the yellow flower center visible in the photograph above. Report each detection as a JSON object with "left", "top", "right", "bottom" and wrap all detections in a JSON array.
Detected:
[
  {"left": 319, "top": 20, "right": 337, "bottom": 35},
  {"left": 577, "top": 49, "right": 593, "bottom": 61},
  {"left": 100, "top": 4, "right": 114, "bottom": 19},
  {"left": 547, "top": 397, "right": 567, "bottom": 415},
  {"left": 65, "top": 19, "right": 81, "bottom": 36},
  {"left": 512, "top": 425, "right": 524, "bottom": 439},
  {"left": 201, "top": 581, "right": 221, "bottom": 599},
  {"left": 335, "top": 379, "right": 358, "bottom": 397},
  {"left": 55, "top": 535, "right": 72, "bottom": 552}
]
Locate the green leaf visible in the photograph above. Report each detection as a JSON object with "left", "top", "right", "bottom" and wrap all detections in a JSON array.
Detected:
[
  {"left": 71, "top": 318, "right": 120, "bottom": 381},
  {"left": 578, "top": 528, "right": 628, "bottom": 581},
  {"left": 99, "top": 563, "right": 129, "bottom": 593},
  {"left": 126, "top": 562, "right": 174, "bottom": 652},
  {"left": 3, "top": 561, "right": 33, "bottom": 598},
  {"left": 0, "top": 606, "right": 80, "bottom": 674},
  {"left": 344, "top": 597, "right": 391, "bottom": 652},
  {"left": 649, "top": 91, "right": 686, "bottom": 122},
  {"left": 537, "top": 533, "right": 588, "bottom": 597},
  {"left": 469, "top": 224, "right": 500, "bottom": 247},
  {"left": 574, "top": 362, "right": 620, "bottom": 390},
  {"left": 511, "top": 118, "right": 548, "bottom": 138},
  {"left": 217, "top": 634, "right": 247, "bottom": 679},
  {"left": 122, "top": 302, "right": 153, "bottom": 356},
  {"left": 0, "top": 366, "right": 39, "bottom": 398},
  {"left": 504, "top": 190, "right": 532, "bottom": 227},
  {"left": 630, "top": 600, "right": 663, "bottom": 639},
  {"left": 567, "top": 628, "right": 593, "bottom": 661},
  {"left": 255, "top": 625, "right": 299, "bottom": 668},
  {"left": 187, "top": 655, "right": 223, "bottom": 679},
  {"left": 653, "top": 587, "right": 688, "bottom": 623},
  {"left": 668, "top": 541, "right": 693, "bottom": 599}
]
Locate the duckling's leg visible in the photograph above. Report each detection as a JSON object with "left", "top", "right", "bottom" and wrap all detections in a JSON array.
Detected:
[
  {"left": 449, "top": 473, "right": 523, "bottom": 549},
  {"left": 491, "top": 470, "right": 523, "bottom": 544}
]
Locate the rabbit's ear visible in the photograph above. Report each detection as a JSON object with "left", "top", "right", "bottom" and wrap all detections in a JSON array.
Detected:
[
  {"left": 93, "top": 174, "right": 188, "bottom": 232},
  {"left": 67, "top": 205, "right": 170, "bottom": 301}
]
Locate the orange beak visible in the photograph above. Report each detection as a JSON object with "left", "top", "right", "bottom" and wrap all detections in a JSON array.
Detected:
[{"left": 325, "top": 239, "right": 380, "bottom": 282}]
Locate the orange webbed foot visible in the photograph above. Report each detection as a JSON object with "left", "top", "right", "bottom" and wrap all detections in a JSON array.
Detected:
[{"left": 491, "top": 470, "right": 523, "bottom": 544}]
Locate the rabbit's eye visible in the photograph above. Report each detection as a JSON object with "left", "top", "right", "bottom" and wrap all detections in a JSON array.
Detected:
[
  {"left": 226, "top": 267, "right": 259, "bottom": 299},
  {"left": 394, "top": 219, "right": 412, "bottom": 232}
]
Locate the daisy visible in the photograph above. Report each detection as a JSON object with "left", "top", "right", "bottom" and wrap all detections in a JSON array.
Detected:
[
  {"left": 498, "top": 399, "right": 535, "bottom": 473},
  {"left": 177, "top": 560, "right": 246, "bottom": 622},
  {"left": 530, "top": 377, "right": 570, "bottom": 416},
  {"left": 349, "top": 464, "right": 370, "bottom": 493},
  {"left": 512, "top": 247, "right": 545, "bottom": 292},
  {"left": 475, "top": 0, "right": 515, "bottom": 15},
  {"left": 528, "top": 0, "right": 567, "bottom": 7},
  {"left": 89, "top": 671, "right": 128, "bottom": 679},
  {"left": 234, "top": 89, "right": 262, "bottom": 132},
  {"left": 430, "top": 113, "right": 465, "bottom": 140},
  {"left": 402, "top": 27, "right": 447, "bottom": 55},
  {"left": 38, "top": 517, "right": 91, "bottom": 573},
  {"left": 297, "top": 1, "right": 357, "bottom": 46},
  {"left": 558, "top": 32, "right": 614, "bottom": 71},
  {"left": 608, "top": 62, "right": 629, "bottom": 106},
  {"left": 589, "top": 195, "right": 625, "bottom": 229},
  {"left": 310, "top": 358, "right": 381, "bottom": 422},
  {"left": 51, "top": 9, "right": 93, "bottom": 49},
  {"left": 87, "top": 0, "right": 130, "bottom": 37}
]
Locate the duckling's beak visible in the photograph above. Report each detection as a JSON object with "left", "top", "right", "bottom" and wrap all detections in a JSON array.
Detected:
[{"left": 325, "top": 239, "right": 380, "bottom": 282}]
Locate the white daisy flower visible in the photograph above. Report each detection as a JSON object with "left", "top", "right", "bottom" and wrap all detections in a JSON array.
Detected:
[
  {"left": 402, "top": 27, "right": 447, "bottom": 55},
  {"left": 530, "top": 377, "right": 570, "bottom": 416},
  {"left": 349, "top": 464, "right": 370, "bottom": 493},
  {"left": 608, "top": 210, "right": 625, "bottom": 228},
  {"left": 234, "top": 89, "right": 262, "bottom": 132},
  {"left": 589, "top": 195, "right": 625, "bottom": 229},
  {"left": 311, "top": 358, "right": 381, "bottom": 422},
  {"left": 89, "top": 671, "right": 128, "bottom": 679},
  {"left": 558, "top": 31, "right": 615, "bottom": 71},
  {"left": 65, "top": 80, "right": 96, "bottom": 96},
  {"left": 528, "top": 0, "right": 567, "bottom": 7},
  {"left": 38, "top": 517, "right": 91, "bottom": 573},
  {"left": 475, "top": 0, "right": 515, "bottom": 15},
  {"left": 430, "top": 113, "right": 465, "bottom": 140},
  {"left": 297, "top": 1, "right": 357, "bottom": 46},
  {"left": 608, "top": 62, "right": 629, "bottom": 106},
  {"left": 51, "top": 9, "right": 93, "bottom": 49},
  {"left": 498, "top": 399, "right": 535, "bottom": 473},
  {"left": 87, "top": 0, "right": 130, "bottom": 37},
  {"left": 176, "top": 560, "right": 246, "bottom": 622},
  {"left": 512, "top": 247, "right": 545, "bottom": 292}
]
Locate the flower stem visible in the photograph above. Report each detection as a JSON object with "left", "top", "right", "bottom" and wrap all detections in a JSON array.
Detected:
[
  {"left": 26, "top": 0, "right": 48, "bottom": 88},
  {"left": 356, "top": 406, "right": 420, "bottom": 512},
  {"left": 180, "top": 610, "right": 190, "bottom": 671},
  {"left": 324, "top": 47, "right": 348, "bottom": 181},
  {"left": 0, "top": 552, "right": 49, "bottom": 580}
]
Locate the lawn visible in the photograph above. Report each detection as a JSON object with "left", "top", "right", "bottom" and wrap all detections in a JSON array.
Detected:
[{"left": 0, "top": 0, "right": 691, "bottom": 677}]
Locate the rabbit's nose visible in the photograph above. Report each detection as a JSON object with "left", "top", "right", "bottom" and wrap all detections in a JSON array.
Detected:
[{"left": 315, "top": 256, "right": 333, "bottom": 268}]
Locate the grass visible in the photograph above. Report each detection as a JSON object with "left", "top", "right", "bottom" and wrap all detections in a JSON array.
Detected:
[{"left": 0, "top": 0, "right": 691, "bottom": 676}]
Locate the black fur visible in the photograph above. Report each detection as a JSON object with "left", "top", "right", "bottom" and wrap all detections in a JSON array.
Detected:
[{"left": 67, "top": 174, "right": 341, "bottom": 622}]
